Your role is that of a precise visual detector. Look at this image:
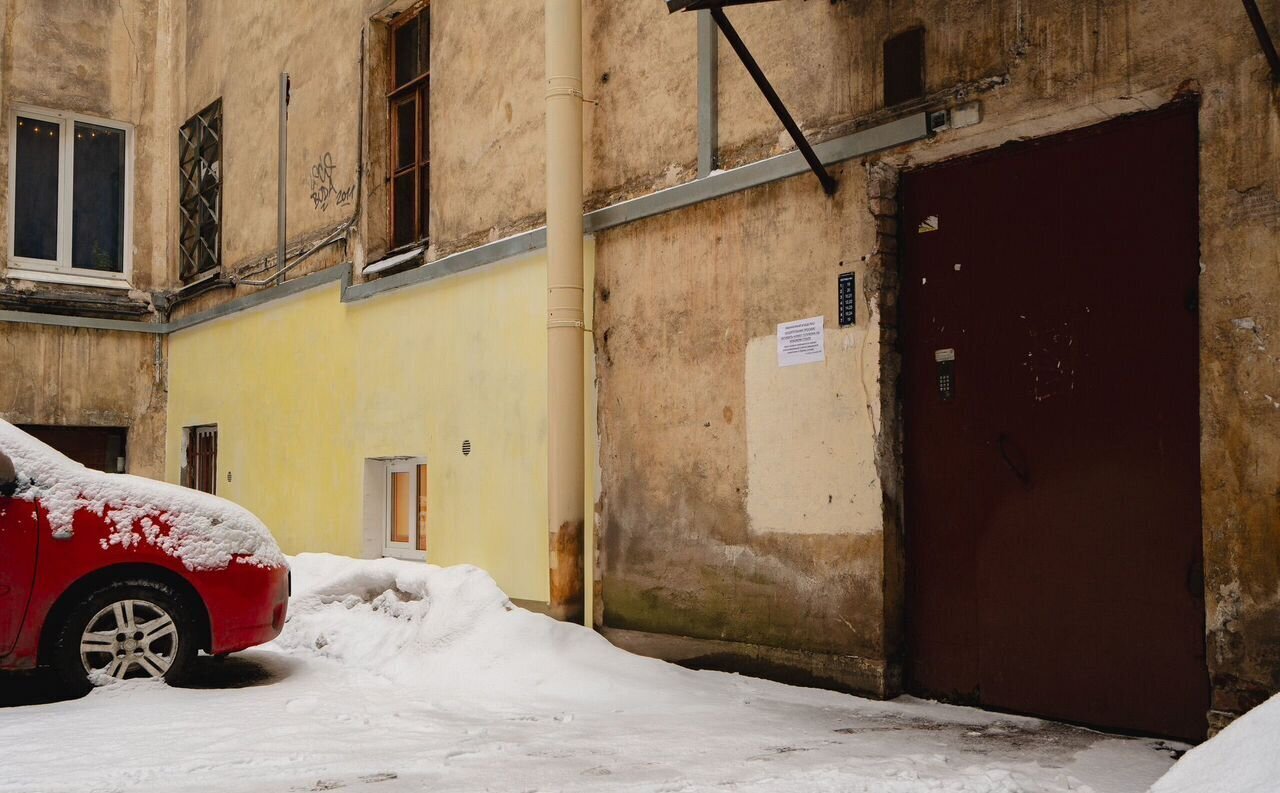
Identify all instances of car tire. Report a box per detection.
[51,578,200,695]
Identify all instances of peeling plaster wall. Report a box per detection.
[0,0,173,474]
[595,165,894,687]
[174,0,547,292]
[593,0,1280,725]
[0,323,166,479]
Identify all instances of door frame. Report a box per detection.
[880,100,1209,728]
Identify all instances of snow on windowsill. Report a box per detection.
[362,246,425,276]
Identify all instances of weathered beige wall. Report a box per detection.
[0,323,167,478]
[593,0,1280,724]
[0,0,173,477]
[595,163,893,688]
[175,0,548,287]
[0,0,174,292]
[178,0,368,280]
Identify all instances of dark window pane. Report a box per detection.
[394,98,416,171]
[884,27,926,106]
[392,172,416,248]
[13,116,60,261]
[72,122,126,272]
[394,16,420,87]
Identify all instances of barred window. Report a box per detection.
[178,100,223,280]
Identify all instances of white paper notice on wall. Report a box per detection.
[777,316,826,367]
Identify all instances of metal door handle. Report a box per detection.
[997,433,1030,486]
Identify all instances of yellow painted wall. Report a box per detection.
[166,244,596,604]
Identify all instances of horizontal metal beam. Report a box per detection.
[1,112,930,334]
[342,227,547,303]
[0,310,166,334]
[167,265,349,332]
[586,112,928,231]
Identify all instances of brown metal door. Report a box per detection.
[901,105,1208,741]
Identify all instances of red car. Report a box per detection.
[0,421,288,693]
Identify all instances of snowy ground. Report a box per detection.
[0,554,1194,793]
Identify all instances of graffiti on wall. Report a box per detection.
[309,152,356,211]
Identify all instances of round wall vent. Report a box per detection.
[462,440,472,456]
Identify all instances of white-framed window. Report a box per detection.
[6,105,134,289]
[380,457,429,561]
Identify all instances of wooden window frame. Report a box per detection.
[6,105,135,290]
[184,425,218,495]
[387,3,430,250]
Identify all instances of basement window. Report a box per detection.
[388,2,431,249]
[178,100,223,281]
[7,106,133,288]
[883,27,926,107]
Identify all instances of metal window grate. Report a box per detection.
[178,100,223,280]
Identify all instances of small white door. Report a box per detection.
[383,460,428,560]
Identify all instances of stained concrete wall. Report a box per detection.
[595,163,893,690]
[0,0,174,473]
[592,0,1280,726]
[174,0,548,290]
[0,322,166,479]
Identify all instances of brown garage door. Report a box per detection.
[900,104,1209,741]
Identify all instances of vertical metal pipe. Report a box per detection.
[545,0,585,623]
[277,72,290,284]
[697,9,718,178]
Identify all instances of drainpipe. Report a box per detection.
[545,0,585,623]
[277,72,290,285]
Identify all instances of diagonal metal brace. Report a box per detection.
[709,6,838,195]
[1241,0,1280,83]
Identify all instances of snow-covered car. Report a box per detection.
[0,420,288,693]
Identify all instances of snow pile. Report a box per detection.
[279,553,695,709]
[1150,694,1280,793]
[0,419,285,570]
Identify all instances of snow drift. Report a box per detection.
[1151,693,1280,793]
[0,419,284,570]
[279,553,696,710]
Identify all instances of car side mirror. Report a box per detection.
[0,451,17,497]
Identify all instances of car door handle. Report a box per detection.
[997,433,1031,486]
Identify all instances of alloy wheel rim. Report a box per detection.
[79,599,179,681]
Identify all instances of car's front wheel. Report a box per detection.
[51,579,199,695]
